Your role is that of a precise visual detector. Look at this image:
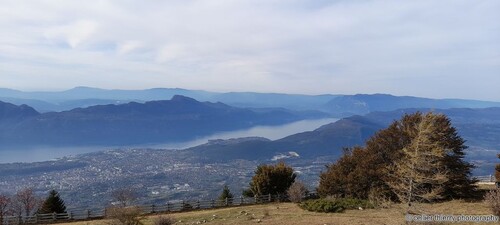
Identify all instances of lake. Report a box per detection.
[0,118,338,163]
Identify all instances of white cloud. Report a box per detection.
[117,41,143,55]
[156,44,188,63]
[0,0,499,100]
[44,20,99,48]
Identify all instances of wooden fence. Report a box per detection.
[1,194,282,225]
[475,175,496,183]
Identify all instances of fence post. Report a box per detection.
[491,174,494,182]
[34,214,38,224]
[86,210,90,219]
[240,196,244,205]
[196,200,200,209]
[52,212,57,221]
[211,199,215,208]
[166,202,170,212]
[254,195,258,204]
[68,211,73,220]
[269,194,272,203]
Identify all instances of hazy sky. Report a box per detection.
[1,0,499,100]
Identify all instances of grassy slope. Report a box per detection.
[59,200,493,225]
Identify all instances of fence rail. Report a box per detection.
[475,175,496,183]
[1,194,284,225]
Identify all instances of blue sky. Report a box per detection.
[0,0,499,101]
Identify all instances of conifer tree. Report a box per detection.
[38,190,66,214]
[386,113,449,208]
[218,185,234,205]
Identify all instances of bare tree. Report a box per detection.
[112,188,137,207]
[386,113,449,212]
[13,188,40,217]
[485,189,500,217]
[495,154,500,185]
[287,180,308,203]
[0,194,11,225]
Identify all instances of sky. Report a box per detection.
[0,0,499,101]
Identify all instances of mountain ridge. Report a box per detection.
[2,87,500,114]
[0,96,323,148]
[184,107,500,171]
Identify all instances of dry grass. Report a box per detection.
[57,200,494,225]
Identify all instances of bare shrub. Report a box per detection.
[112,188,137,207]
[287,181,308,203]
[368,188,394,209]
[485,189,500,216]
[0,194,11,225]
[12,187,41,218]
[106,206,144,225]
[153,216,175,225]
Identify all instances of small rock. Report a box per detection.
[358,207,363,210]
[256,219,262,223]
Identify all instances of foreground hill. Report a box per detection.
[186,115,382,161]
[0,96,324,147]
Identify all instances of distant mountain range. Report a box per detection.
[323,94,500,116]
[1,87,499,172]
[0,95,325,148]
[2,87,500,115]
